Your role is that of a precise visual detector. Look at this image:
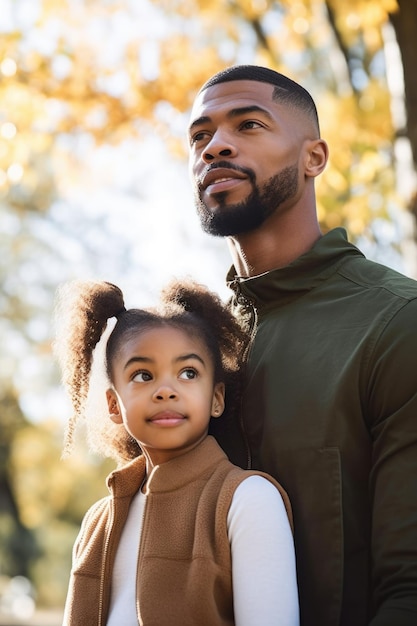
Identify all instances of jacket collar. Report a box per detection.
[106,436,228,498]
[226,228,364,313]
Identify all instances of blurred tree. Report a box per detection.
[1,0,415,229]
[0,389,40,579]
[389,0,417,220]
[8,420,114,606]
[389,0,417,168]
[1,0,414,255]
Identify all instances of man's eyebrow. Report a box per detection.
[188,115,211,133]
[227,105,273,120]
[188,105,273,133]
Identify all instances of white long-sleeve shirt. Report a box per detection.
[107,474,299,625]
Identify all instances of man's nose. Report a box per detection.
[202,131,237,163]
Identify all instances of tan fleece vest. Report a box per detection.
[63,436,292,625]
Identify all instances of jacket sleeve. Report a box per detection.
[367,299,417,625]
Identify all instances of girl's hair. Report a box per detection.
[54,278,250,464]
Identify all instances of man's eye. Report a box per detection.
[180,368,198,380]
[132,371,152,382]
[241,120,262,130]
[191,131,209,144]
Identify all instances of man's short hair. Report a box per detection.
[199,65,320,134]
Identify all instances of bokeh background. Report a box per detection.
[1,0,417,622]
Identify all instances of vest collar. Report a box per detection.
[106,436,227,497]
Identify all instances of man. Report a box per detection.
[188,65,417,626]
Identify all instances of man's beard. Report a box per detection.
[195,164,299,237]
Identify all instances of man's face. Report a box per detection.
[188,80,305,237]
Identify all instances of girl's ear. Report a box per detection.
[211,382,225,418]
[106,388,123,424]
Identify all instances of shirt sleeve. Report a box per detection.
[227,475,300,626]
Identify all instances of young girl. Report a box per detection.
[55,278,299,626]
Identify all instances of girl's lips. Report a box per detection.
[148,411,185,427]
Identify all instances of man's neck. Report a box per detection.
[227,217,322,277]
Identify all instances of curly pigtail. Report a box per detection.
[54,280,125,455]
[160,278,249,377]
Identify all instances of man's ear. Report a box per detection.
[106,388,123,424]
[305,138,328,178]
[211,382,225,418]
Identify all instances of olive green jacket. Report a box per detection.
[224,228,417,626]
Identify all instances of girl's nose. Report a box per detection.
[153,385,178,401]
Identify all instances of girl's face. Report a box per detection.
[106,325,225,467]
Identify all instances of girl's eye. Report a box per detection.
[132,371,152,383]
[179,368,198,380]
